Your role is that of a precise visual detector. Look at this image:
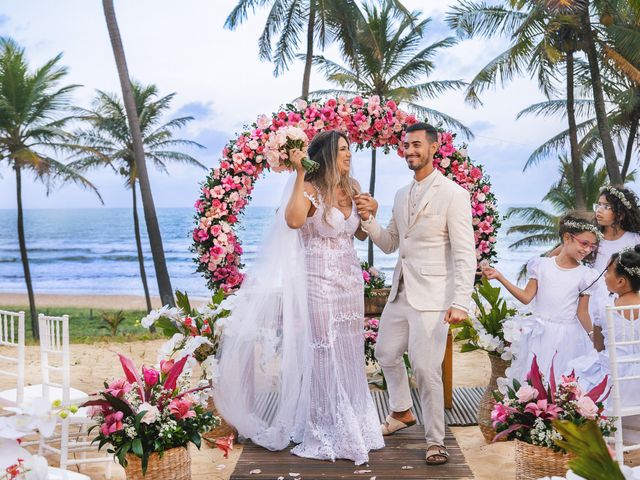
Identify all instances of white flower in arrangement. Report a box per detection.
[138,403,160,424]
[496,375,512,395]
[502,317,522,344]
[294,99,308,110]
[458,148,468,158]
[440,157,451,168]
[201,356,219,383]
[158,333,187,361]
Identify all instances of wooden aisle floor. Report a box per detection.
[230,425,473,480]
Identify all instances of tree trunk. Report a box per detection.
[301,1,316,99]
[15,165,38,339]
[368,148,377,266]
[622,112,639,181]
[566,51,586,211]
[132,182,152,313]
[102,0,174,307]
[581,7,622,184]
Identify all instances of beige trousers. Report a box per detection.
[375,282,449,447]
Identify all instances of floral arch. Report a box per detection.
[192,96,501,292]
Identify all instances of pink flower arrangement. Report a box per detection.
[364,316,380,364]
[82,354,219,474]
[192,96,500,293]
[361,261,386,297]
[491,355,615,451]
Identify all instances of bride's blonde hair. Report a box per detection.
[305,130,359,222]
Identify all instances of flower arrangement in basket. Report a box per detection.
[361,262,387,298]
[141,289,231,381]
[453,277,518,360]
[83,354,218,475]
[491,356,614,450]
[364,317,379,365]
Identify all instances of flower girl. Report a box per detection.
[569,245,640,442]
[482,213,600,382]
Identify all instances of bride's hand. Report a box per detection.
[289,149,307,174]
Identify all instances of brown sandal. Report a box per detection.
[425,444,449,465]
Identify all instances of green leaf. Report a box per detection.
[142,453,149,475]
[155,316,180,336]
[460,344,480,353]
[190,433,202,449]
[134,411,146,430]
[132,438,143,457]
[175,290,191,313]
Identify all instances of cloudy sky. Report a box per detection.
[0,0,627,209]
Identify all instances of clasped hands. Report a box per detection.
[354,192,378,221]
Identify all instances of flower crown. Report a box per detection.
[563,220,604,241]
[617,246,640,278]
[601,185,633,210]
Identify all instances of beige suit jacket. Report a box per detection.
[363,170,477,312]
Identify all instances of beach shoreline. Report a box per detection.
[0,292,210,310]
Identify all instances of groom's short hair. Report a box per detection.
[405,122,438,144]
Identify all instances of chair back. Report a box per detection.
[0,309,25,406]
[38,314,70,405]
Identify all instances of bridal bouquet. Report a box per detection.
[263,125,318,173]
[141,290,231,381]
[83,354,218,474]
[453,277,518,359]
[491,356,614,452]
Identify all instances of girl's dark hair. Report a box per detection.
[599,186,640,234]
[610,244,640,291]
[558,212,600,265]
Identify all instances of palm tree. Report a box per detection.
[0,38,101,339]
[518,67,640,182]
[311,0,471,264]
[72,83,206,313]
[223,0,411,99]
[447,1,593,209]
[102,0,175,308]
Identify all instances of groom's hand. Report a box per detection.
[444,307,468,325]
[355,193,378,220]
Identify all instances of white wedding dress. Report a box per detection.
[213,180,383,465]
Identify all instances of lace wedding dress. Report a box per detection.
[213,181,383,465]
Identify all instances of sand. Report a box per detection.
[0,293,516,479]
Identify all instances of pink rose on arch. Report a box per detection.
[351,96,364,108]
[470,167,483,180]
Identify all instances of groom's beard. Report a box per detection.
[406,155,431,171]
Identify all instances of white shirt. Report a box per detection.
[408,170,438,223]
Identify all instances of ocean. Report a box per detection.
[0,206,548,298]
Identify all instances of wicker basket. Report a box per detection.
[202,395,237,440]
[477,353,510,442]
[515,440,574,480]
[364,288,391,316]
[125,446,190,480]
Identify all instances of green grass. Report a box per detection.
[0,305,164,344]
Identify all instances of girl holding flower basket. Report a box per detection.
[482,213,600,383]
[214,130,383,465]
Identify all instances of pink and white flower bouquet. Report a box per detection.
[364,317,380,365]
[263,125,318,173]
[491,355,615,452]
[82,354,218,474]
[361,261,386,297]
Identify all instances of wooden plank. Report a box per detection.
[231,426,473,480]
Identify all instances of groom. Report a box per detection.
[356,122,476,465]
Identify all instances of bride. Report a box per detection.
[213,130,384,464]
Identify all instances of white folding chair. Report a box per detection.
[37,314,113,478]
[606,304,640,464]
[0,309,25,409]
